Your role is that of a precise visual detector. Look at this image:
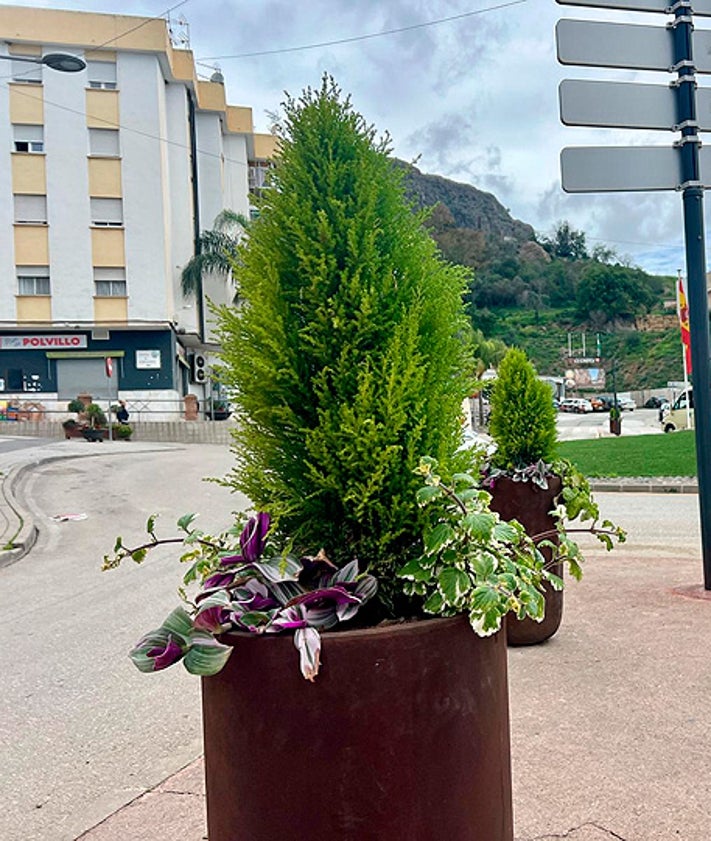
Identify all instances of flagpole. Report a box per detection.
[678,271,692,430]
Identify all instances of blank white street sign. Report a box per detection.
[557,0,711,15]
[556,20,674,71]
[557,19,711,74]
[560,146,684,192]
[561,146,711,191]
[560,80,711,131]
[560,80,676,129]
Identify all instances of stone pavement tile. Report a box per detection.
[76,760,206,841]
[515,825,625,840]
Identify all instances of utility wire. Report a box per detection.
[197,0,527,61]
[1,80,255,172]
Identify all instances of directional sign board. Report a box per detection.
[556,20,673,71]
[557,19,711,74]
[560,80,711,131]
[561,146,711,192]
[557,0,711,15]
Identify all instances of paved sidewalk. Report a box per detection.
[3,437,710,840]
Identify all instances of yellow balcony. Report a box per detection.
[16,296,51,322]
[88,157,122,197]
[11,153,46,194]
[86,89,119,129]
[9,83,44,124]
[91,227,125,266]
[94,296,128,324]
[14,225,49,264]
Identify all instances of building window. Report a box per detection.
[17,266,50,296]
[87,60,117,90]
[14,194,47,225]
[13,124,44,153]
[94,267,126,297]
[248,161,272,195]
[11,57,42,84]
[90,197,123,227]
[88,127,120,157]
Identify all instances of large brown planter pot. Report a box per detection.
[202,615,513,841]
[489,476,563,646]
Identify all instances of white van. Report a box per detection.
[661,389,693,432]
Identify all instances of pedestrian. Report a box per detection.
[116,400,129,423]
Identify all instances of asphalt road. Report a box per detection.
[0,445,246,841]
[556,406,662,439]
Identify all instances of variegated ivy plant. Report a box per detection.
[103,512,377,681]
[398,457,625,636]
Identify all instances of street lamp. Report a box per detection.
[0,52,86,73]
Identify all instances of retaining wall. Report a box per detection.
[0,420,236,445]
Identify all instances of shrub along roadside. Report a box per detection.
[557,431,697,478]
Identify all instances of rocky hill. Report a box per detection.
[397,160,535,243]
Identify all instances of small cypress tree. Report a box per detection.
[215,77,473,603]
[488,348,558,470]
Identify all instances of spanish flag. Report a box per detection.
[678,276,692,374]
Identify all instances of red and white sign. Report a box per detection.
[0,334,87,350]
[105,357,113,377]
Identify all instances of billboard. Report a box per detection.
[565,357,605,391]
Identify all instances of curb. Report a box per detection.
[589,479,698,494]
[0,462,38,568]
[0,443,186,569]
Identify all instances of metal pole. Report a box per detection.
[674,4,711,588]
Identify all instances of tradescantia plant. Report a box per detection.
[103,512,377,681]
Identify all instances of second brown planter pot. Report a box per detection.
[489,475,563,646]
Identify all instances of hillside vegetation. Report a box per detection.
[400,162,683,390]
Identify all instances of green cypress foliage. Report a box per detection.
[488,348,558,470]
[214,77,473,590]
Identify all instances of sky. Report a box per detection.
[6,0,708,277]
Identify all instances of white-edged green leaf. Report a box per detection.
[398,557,433,582]
[464,512,495,541]
[438,567,470,604]
[416,485,442,504]
[425,522,454,552]
[492,521,519,543]
[423,590,445,614]
[470,585,500,612]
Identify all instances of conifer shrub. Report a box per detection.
[488,347,558,470]
[214,77,473,607]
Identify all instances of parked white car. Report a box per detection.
[617,396,636,411]
[559,398,594,414]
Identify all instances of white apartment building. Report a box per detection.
[0,5,276,420]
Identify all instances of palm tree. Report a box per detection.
[180,209,248,299]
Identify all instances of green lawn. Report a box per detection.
[557,430,697,478]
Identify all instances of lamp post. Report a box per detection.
[0,52,86,72]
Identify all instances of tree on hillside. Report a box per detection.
[542,221,588,261]
[214,76,474,582]
[180,209,248,299]
[575,262,656,325]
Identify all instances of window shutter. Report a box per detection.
[89,128,120,157]
[14,195,47,224]
[90,198,123,225]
